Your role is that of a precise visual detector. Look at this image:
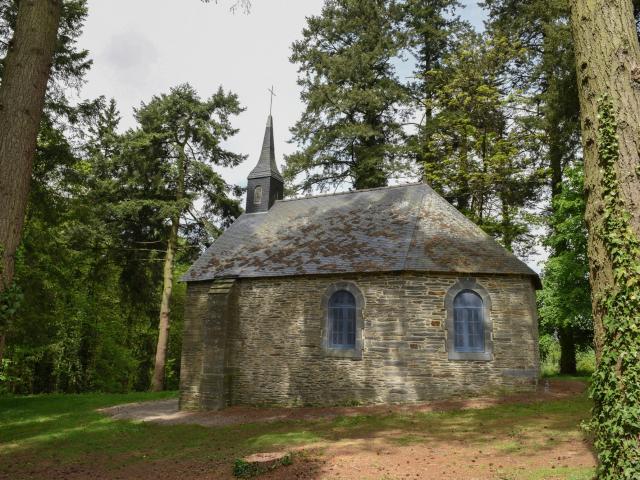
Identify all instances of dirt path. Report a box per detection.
[100,379,585,427]
[268,438,595,480]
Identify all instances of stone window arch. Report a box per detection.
[321,282,364,359]
[445,278,493,361]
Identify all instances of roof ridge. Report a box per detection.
[402,187,430,271]
[276,182,425,204]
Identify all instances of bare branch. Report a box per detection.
[202,0,252,14]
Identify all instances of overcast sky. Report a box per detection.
[78,0,486,189]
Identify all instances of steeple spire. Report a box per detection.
[248,115,283,182]
[245,115,284,213]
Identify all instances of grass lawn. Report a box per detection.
[0,380,596,480]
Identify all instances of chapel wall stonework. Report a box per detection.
[180,272,539,410]
[179,281,209,410]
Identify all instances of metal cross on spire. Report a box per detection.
[268,86,276,115]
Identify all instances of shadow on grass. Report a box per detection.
[0,387,595,480]
[0,392,177,453]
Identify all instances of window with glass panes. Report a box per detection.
[453,290,485,352]
[328,290,356,348]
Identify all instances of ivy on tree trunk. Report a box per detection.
[569,0,640,476]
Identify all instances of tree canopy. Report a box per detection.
[285,0,411,192]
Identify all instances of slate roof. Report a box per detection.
[247,115,283,182]
[183,183,540,287]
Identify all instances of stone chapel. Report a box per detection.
[179,115,541,410]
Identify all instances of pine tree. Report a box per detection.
[399,0,468,172]
[418,30,544,254]
[0,0,90,366]
[483,0,586,372]
[0,0,61,341]
[285,0,410,192]
[129,84,244,391]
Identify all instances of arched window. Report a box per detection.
[445,279,492,361]
[322,282,364,359]
[453,290,485,353]
[328,290,356,348]
[253,185,263,205]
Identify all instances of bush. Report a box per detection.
[539,333,595,378]
[539,334,561,377]
[576,349,595,376]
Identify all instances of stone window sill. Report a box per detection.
[448,350,492,361]
[323,347,363,360]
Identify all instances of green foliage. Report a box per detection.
[0,278,22,331]
[1,84,244,394]
[2,109,158,393]
[539,334,561,377]
[539,166,590,329]
[539,335,595,378]
[485,0,587,372]
[538,165,592,373]
[483,0,582,252]
[483,0,580,155]
[400,0,463,89]
[587,98,640,478]
[233,458,258,478]
[418,29,546,254]
[131,83,245,239]
[285,0,411,192]
[576,350,595,377]
[401,0,466,172]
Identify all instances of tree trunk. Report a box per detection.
[0,0,61,366]
[150,147,187,391]
[548,137,580,375]
[0,334,5,370]
[150,217,178,392]
[499,191,514,252]
[558,326,577,375]
[570,0,640,357]
[548,98,580,372]
[570,0,640,475]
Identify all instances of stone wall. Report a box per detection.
[179,281,208,409]
[180,272,539,409]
